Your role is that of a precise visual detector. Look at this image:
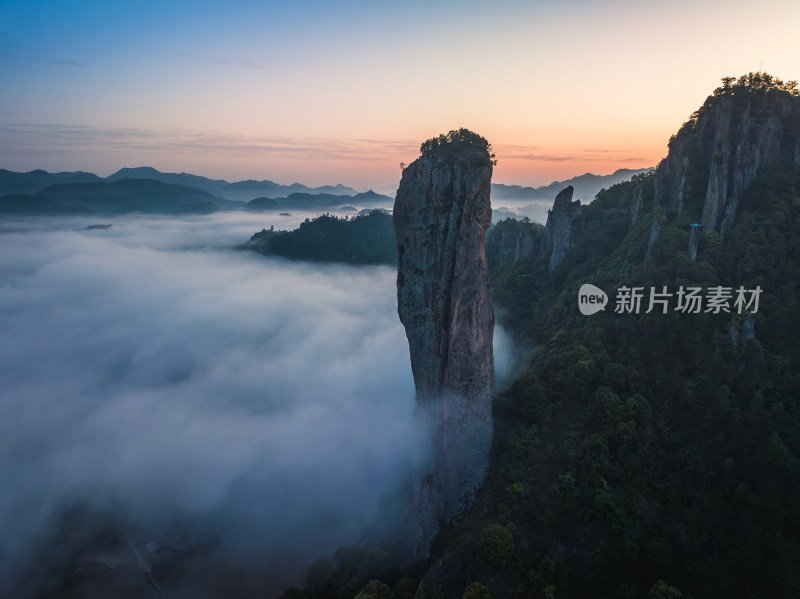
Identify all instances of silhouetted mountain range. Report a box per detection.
[0,166,651,216]
[0,169,103,196]
[103,166,358,199]
[105,167,229,193]
[0,193,92,215]
[223,179,356,201]
[0,167,390,215]
[36,179,223,214]
[491,167,653,203]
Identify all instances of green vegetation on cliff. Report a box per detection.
[450,167,800,599]
[280,76,800,599]
[418,128,497,167]
[410,77,800,599]
[674,72,800,141]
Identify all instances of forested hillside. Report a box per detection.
[243,210,395,266]
[413,73,800,599]
[281,74,800,599]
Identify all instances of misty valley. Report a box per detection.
[0,212,432,597]
[2,74,800,599]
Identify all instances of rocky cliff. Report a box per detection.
[650,73,800,245]
[688,225,698,261]
[540,185,583,271]
[486,219,539,268]
[394,131,495,557]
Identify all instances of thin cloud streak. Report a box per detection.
[0,123,419,163]
[0,124,645,173]
[497,143,647,163]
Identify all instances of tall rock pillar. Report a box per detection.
[540,185,582,272]
[394,133,495,557]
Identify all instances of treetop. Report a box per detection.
[419,128,497,166]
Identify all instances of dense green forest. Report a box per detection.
[439,173,800,599]
[243,210,395,266]
[281,76,800,599]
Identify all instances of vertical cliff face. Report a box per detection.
[651,76,799,245]
[540,186,583,271]
[394,138,494,557]
[484,218,543,273]
[699,95,784,235]
[494,224,537,265]
[513,227,536,262]
[688,226,698,261]
[653,146,691,217]
[630,185,645,222]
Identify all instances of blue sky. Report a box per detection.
[2,0,799,188]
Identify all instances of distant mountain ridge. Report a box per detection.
[0,169,103,196]
[0,193,92,215]
[35,179,224,214]
[105,166,358,199]
[106,167,229,193]
[0,166,653,216]
[492,167,654,203]
[222,179,356,201]
[0,166,359,201]
[0,167,391,215]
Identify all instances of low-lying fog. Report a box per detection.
[0,211,513,598]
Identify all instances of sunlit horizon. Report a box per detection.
[2,0,799,190]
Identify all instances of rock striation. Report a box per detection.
[650,75,800,248]
[488,220,538,267]
[394,135,494,557]
[630,184,645,223]
[697,95,784,236]
[512,226,536,263]
[729,313,756,347]
[688,226,698,261]
[540,185,583,271]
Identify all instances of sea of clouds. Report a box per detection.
[0,212,512,598]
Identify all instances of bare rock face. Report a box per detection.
[688,226,698,261]
[513,227,536,262]
[652,86,798,238]
[700,96,783,236]
[491,223,537,266]
[394,146,494,557]
[630,185,644,223]
[540,186,583,272]
[729,313,756,347]
[653,149,691,217]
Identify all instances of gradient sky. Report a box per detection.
[1,0,799,190]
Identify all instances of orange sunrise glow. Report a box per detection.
[1,0,799,190]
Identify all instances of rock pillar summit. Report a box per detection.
[393,129,495,556]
